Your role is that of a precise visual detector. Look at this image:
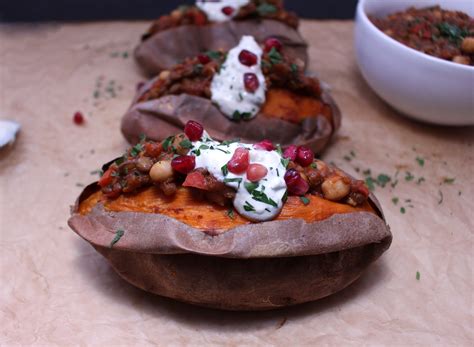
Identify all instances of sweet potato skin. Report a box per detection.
[68,183,392,310]
[135,19,308,76]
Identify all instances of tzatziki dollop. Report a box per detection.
[196,0,250,22]
[210,36,267,120]
[190,133,287,222]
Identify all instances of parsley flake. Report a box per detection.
[110,229,125,248]
[221,164,229,176]
[179,139,193,149]
[300,196,310,205]
[243,201,256,212]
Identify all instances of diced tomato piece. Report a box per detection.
[183,171,208,190]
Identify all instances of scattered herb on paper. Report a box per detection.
[300,196,310,205]
[110,229,125,248]
[416,271,421,281]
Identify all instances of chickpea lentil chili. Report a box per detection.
[98,120,369,219]
[370,6,474,66]
[142,0,298,40]
[137,37,322,122]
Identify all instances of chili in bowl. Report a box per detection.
[355,0,474,126]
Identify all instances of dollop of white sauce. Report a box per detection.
[196,0,250,22]
[0,120,21,148]
[190,133,287,222]
[210,36,267,120]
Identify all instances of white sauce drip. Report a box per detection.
[0,120,21,148]
[196,0,250,22]
[210,36,266,120]
[191,132,287,222]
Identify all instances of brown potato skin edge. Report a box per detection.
[135,19,308,76]
[68,183,392,310]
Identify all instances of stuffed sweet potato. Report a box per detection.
[124,36,340,154]
[69,121,392,311]
[136,0,308,75]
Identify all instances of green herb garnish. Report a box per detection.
[416,157,425,167]
[224,177,243,185]
[244,182,259,194]
[268,47,283,65]
[417,177,425,185]
[437,22,469,44]
[416,271,421,281]
[221,164,229,176]
[222,138,240,146]
[110,229,125,248]
[443,177,456,184]
[365,177,376,191]
[130,143,143,157]
[377,174,391,188]
[216,148,231,154]
[179,139,193,149]
[232,110,252,120]
[281,158,290,168]
[400,207,406,214]
[162,136,175,151]
[251,190,278,207]
[257,3,277,16]
[206,50,222,60]
[300,196,310,205]
[405,172,415,182]
[282,190,288,203]
[244,201,256,212]
[290,63,298,73]
[392,197,399,205]
[227,209,235,220]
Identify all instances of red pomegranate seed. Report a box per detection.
[247,164,268,182]
[171,155,196,174]
[197,54,210,64]
[254,139,275,151]
[296,146,314,167]
[222,6,234,16]
[264,37,283,52]
[73,111,84,125]
[238,50,258,67]
[227,147,250,174]
[184,120,204,141]
[243,73,259,93]
[283,145,298,161]
[284,169,309,196]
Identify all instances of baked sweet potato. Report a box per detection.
[124,41,340,154]
[69,122,391,311]
[135,2,308,75]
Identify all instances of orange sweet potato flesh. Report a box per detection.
[79,186,375,232]
[261,88,333,123]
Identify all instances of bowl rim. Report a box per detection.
[357,0,474,72]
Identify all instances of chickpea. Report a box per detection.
[159,70,170,81]
[321,176,351,201]
[461,37,474,54]
[452,55,470,65]
[150,160,173,183]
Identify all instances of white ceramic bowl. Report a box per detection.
[355,0,474,125]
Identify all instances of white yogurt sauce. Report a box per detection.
[210,36,267,120]
[190,133,287,222]
[196,0,250,22]
[0,120,21,148]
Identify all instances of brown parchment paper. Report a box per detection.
[1,21,473,345]
[135,19,308,76]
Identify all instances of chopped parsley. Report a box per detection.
[281,158,290,168]
[437,22,469,44]
[162,136,175,152]
[130,143,143,157]
[199,144,210,150]
[110,229,125,248]
[377,174,391,188]
[216,148,231,154]
[251,189,278,207]
[400,207,406,214]
[416,271,421,281]
[226,209,235,220]
[179,139,193,149]
[224,177,242,188]
[221,138,240,146]
[282,190,288,203]
[244,182,259,194]
[268,47,283,65]
[392,197,399,205]
[205,50,222,60]
[221,164,229,176]
[416,157,425,167]
[365,177,376,191]
[243,201,256,212]
[232,110,252,120]
[290,63,298,73]
[257,3,277,16]
[405,172,415,182]
[443,177,456,185]
[300,196,310,205]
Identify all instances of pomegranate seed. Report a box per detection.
[264,37,283,52]
[197,54,210,64]
[222,6,234,16]
[247,164,268,182]
[184,120,204,141]
[73,112,84,125]
[171,155,196,174]
[227,147,250,174]
[296,146,314,167]
[243,73,259,93]
[283,145,298,161]
[238,50,258,67]
[254,139,275,151]
[284,169,309,196]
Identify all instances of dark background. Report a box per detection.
[0,0,358,22]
